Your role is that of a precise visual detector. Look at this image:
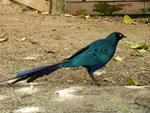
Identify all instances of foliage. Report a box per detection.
[81,15,90,19]
[61,69,67,72]
[122,15,134,23]
[93,2,124,15]
[30,84,34,90]
[0,37,8,42]
[141,7,150,14]
[125,41,149,56]
[63,14,75,18]
[126,78,140,86]
[118,107,131,112]
[112,56,122,61]
[54,36,66,40]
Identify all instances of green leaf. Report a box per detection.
[125,41,148,50]
[133,49,148,56]
[137,49,147,53]
[125,41,149,55]
[131,41,140,48]
[133,50,141,56]
[81,15,90,19]
[30,84,34,90]
[61,69,67,72]
[0,37,9,42]
[20,37,26,41]
[123,15,134,23]
[54,36,66,40]
[12,65,19,68]
[124,41,133,45]
[124,41,140,48]
[136,43,148,50]
[112,56,122,61]
[126,78,140,86]
[41,12,49,15]
[33,10,39,14]
[63,14,74,18]
[118,107,131,112]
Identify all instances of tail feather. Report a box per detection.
[11,75,33,84]
[0,63,61,84]
[16,65,52,77]
[27,74,42,83]
[0,76,20,83]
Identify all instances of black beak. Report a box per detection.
[123,35,127,38]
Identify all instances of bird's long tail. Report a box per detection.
[0,63,61,84]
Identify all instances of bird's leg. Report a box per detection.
[89,72,100,86]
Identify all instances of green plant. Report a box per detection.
[93,2,124,15]
[118,107,131,112]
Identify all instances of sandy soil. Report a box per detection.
[0,1,150,113]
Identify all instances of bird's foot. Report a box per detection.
[91,81,100,86]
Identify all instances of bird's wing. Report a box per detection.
[88,39,116,63]
[63,39,105,62]
[61,39,116,67]
[92,46,115,63]
[63,45,90,61]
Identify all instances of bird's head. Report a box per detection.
[105,32,127,45]
[113,32,127,41]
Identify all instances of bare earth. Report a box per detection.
[0,2,150,113]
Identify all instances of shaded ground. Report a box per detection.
[0,1,150,113]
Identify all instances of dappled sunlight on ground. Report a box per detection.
[15,107,39,113]
[15,87,38,94]
[54,86,83,101]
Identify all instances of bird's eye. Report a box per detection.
[119,34,122,37]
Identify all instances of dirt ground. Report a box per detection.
[0,1,150,113]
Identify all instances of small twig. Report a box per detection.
[26,37,39,44]
[45,50,57,54]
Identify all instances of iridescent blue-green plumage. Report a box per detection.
[0,32,127,85]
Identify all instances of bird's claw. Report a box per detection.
[91,81,100,86]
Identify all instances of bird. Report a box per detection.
[0,32,127,86]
